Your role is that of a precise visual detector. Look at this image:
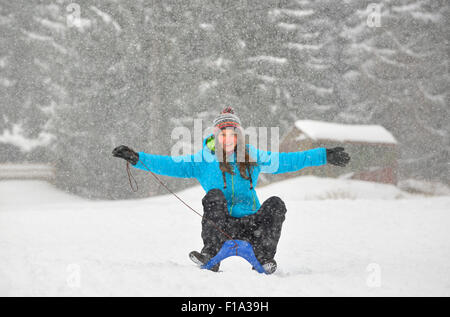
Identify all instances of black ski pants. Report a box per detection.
[200,188,287,264]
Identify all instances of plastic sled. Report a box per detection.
[201,240,266,274]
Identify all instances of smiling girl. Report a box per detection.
[112,107,350,274]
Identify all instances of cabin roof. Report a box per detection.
[294,120,397,144]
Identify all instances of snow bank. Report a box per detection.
[0,178,449,296]
[0,180,84,207]
[259,176,408,200]
[398,179,450,196]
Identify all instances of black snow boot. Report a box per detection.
[189,251,220,272]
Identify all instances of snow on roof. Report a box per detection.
[271,8,314,18]
[0,163,55,179]
[248,55,288,64]
[294,120,397,144]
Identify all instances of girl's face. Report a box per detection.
[218,129,237,154]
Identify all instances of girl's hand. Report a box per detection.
[326,147,350,167]
[112,145,139,165]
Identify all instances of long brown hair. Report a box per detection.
[214,125,257,181]
[218,145,257,180]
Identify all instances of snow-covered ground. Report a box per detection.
[1,177,449,296]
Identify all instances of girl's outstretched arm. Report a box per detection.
[133,151,202,178]
[113,145,202,179]
[247,144,327,174]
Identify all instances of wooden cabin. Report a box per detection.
[275,120,398,185]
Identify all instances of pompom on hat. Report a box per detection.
[213,106,242,131]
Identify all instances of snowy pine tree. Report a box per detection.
[339,0,449,182]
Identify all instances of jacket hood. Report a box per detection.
[202,133,215,153]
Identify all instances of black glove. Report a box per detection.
[326,147,350,167]
[112,145,139,165]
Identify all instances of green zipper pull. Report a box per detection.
[230,173,234,216]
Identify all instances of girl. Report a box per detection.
[112,107,350,274]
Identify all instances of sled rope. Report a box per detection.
[126,159,239,251]
[126,162,139,192]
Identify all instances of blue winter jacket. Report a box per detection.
[133,134,327,218]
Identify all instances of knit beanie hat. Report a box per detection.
[213,106,241,131]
